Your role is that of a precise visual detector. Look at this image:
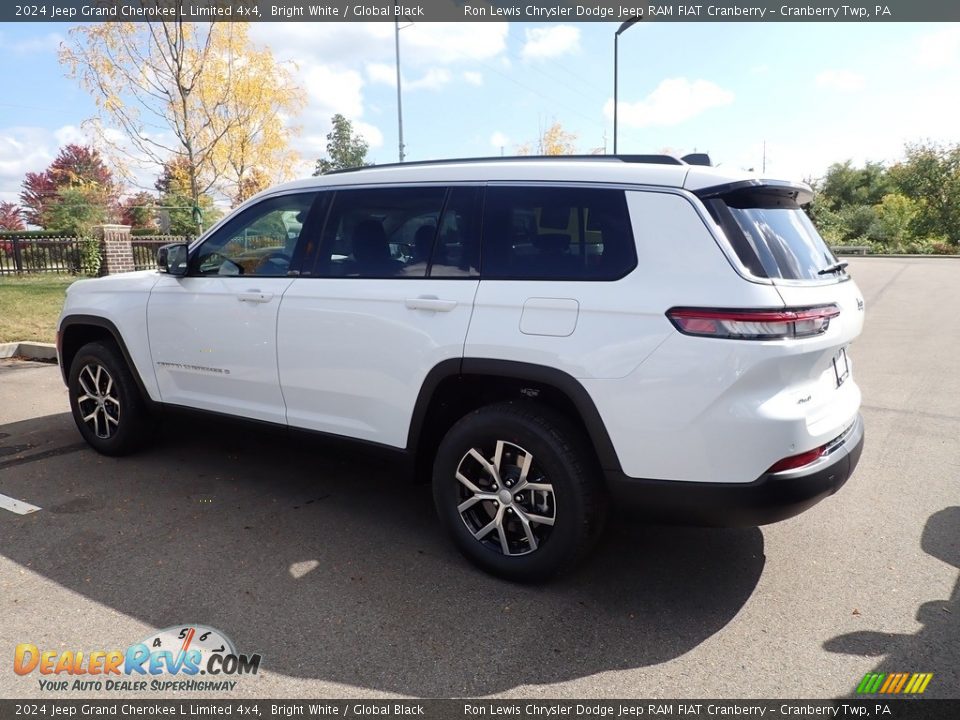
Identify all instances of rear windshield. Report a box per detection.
[706,192,841,281]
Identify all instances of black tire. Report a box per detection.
[68,341,152,456]
[432,401,606,582]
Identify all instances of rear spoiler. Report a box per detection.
[694,179,814,206]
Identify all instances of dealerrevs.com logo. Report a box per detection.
[14,625,261,693]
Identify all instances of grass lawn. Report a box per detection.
[0,274,81,344]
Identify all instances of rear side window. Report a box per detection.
[481,186,636,280]
[706,191,840,281]
[313,186,447,278]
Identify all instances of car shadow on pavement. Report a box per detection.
[1,412,766,696]
[822,506,960,698]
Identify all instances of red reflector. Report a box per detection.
[766,446,826,473]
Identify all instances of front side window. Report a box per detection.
[190,193,317,277]
[481,186,636,280]
[313,187,448,278]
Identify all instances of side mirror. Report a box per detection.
[157,243,188,276]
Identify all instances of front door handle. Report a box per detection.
[237,291,273,304]
[405,296,457,312]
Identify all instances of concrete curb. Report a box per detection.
[0,341,57,362]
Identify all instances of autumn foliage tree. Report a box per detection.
[120,191,159,230]
[0,202,27,230]
[517,121,578,156]
[60,21,302,229]
[0,202,25,231]
[19,144,117,229]
[155,159,220,236]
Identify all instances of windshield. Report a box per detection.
[706,191,842,281]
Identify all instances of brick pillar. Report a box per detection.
[95,224,134,276]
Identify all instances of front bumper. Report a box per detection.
[604,413,865,527]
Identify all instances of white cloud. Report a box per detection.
[406,68,452,91]
[521,26,581,61]
[401,23,509,65]
[353,121,384,149]
[302,65,365,119]
[490,132,510,149]
[604,78,734,129]
[815,69,865,92]
[366,64,452,91]
[247,23,508,172]
[463,71,483,86]
[0,125,100,203]
[366,62,396,87]
[914,26,960,69]
[53,125,87,146]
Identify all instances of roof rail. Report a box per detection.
[323,154,687,175]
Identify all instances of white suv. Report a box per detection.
[57,156,865,580]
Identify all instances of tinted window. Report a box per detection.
[191,193,317,277]
[430,186,481,278]
[707,192,841,281]
[482,186,636,280]
[314,187,447,278]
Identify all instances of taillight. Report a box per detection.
[666,305,840,340]
[766,445,826,473]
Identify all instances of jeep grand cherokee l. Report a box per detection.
[57,156,865,580]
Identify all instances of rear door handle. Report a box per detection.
[237,291,273,304]
[405,295,457,312]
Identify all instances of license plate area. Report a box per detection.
[833,347,850,387]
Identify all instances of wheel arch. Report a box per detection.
[407,358,622,477]
[59,315,153,405]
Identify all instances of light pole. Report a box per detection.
[613,16,642,155]
[394,19,410,163]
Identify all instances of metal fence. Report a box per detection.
[0,235,188,275]
[132,236,187,271]
[0,236,87,276]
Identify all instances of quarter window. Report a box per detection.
[481,186,636,280]
[190,193,317,277]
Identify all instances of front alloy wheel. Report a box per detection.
[455,440,557,557]
[68,340,151,456]
[75,363,120,440]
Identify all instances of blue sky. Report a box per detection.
[1,21,959,204]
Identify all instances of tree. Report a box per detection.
[313,114,372,175]
[154,159,220,236]
[0,202,25,231]
[60,22,302,231]
[19,144,117,228]
[888,141,960,245]
[814,160,892,213]
[516,121,578,156]
[120,192,159,230]
[46,186,108,237]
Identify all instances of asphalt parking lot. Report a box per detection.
[1,257,957,700]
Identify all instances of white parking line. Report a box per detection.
[0,493,41,515]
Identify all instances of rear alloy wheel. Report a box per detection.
[68,341,151,456]
[454,440,557,557]
[433,402,605,581]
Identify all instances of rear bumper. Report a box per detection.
[604,413,864,527]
